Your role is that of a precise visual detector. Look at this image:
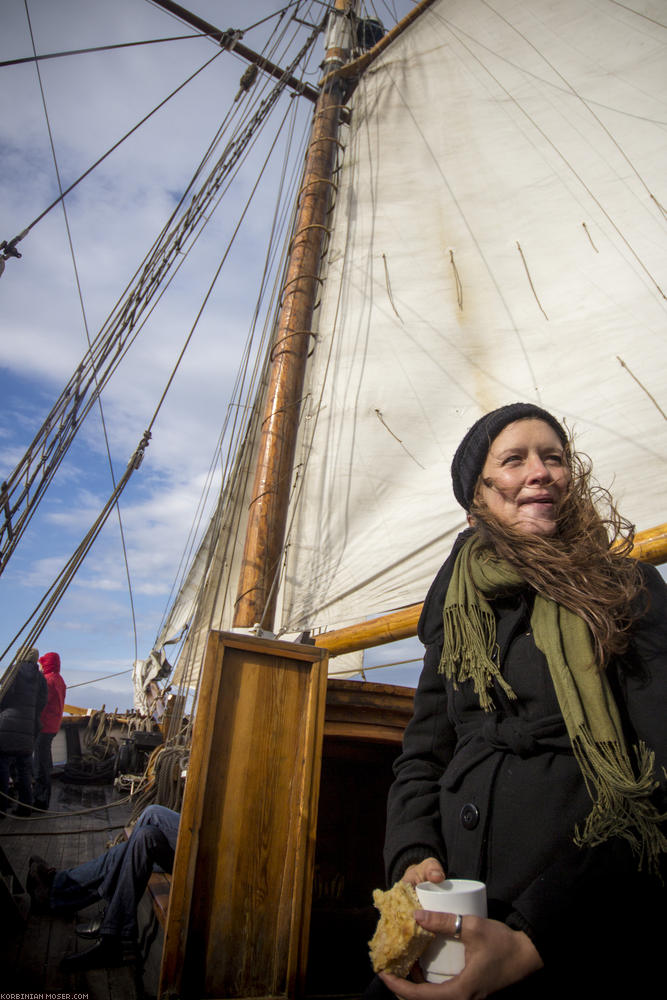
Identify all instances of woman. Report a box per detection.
[379,403,666,998]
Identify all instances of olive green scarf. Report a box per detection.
[439,534,666,874]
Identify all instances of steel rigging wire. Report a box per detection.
[21,0,141,664]
[0,10,326,692]
[157,96,315,731]
[0,11,326,580]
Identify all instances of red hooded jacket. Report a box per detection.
[38,652,66,734]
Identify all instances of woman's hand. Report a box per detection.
[379,910,544,999]
[400,857,446,887]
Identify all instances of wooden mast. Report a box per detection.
[159,9,356,998]
[233,0,353,631]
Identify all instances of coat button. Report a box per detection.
[460,803,480,830]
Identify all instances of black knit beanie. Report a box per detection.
[451,402,568,511]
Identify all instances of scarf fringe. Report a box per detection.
[438,535,665,878]
[573,734,667,877]
[439,604,516,711]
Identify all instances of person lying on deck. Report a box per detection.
[27,803,179,971]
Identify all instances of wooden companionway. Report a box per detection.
[159,632,329,999]
[158,630,415,1000]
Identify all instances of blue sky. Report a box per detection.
[0,0,421,711]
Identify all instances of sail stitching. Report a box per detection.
[465,0,666,209]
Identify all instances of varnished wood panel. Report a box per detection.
[324,680,414,742]
[161,631,328,1000]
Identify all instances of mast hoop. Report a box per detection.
[270,330,317,363]
[260,392,310,428]
[288,223,332,257]
[313,103,351,127]
[307,136,345,153]
[313,104,349,120]
[247,486,279,510]
[296,176,339,210]
[278,272,324,310]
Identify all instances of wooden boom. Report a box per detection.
[315,521,667,658]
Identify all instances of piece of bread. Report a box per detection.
[368,880,435,977]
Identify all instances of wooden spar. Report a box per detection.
[314,521,667,658]
[314,603,423,658]
[147,0,319,102]
[623,520,667,565]
[233,1,352,630]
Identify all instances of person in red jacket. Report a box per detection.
[33,652,66,811]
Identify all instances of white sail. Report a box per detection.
[164,0,667,685]
[158,379,267,685]
[276,0,667,633]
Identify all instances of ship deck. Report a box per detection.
[0,775,142,999]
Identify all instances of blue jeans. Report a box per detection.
[50,804,180,940]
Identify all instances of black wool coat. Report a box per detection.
[0,660,48,755]
[383,532,666,996]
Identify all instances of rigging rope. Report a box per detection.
[0,45,227,271]
[0,15,326,701]
[21,0,140,663]
[0,35,205,69]
[0,17,325,581]
[68,668,134,689]
[243,1,316,33]
[0,430,152,675]
[152,102,313,725]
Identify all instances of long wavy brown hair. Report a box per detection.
[468,437,646,668]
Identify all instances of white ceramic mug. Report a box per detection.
[416,879,487,982]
